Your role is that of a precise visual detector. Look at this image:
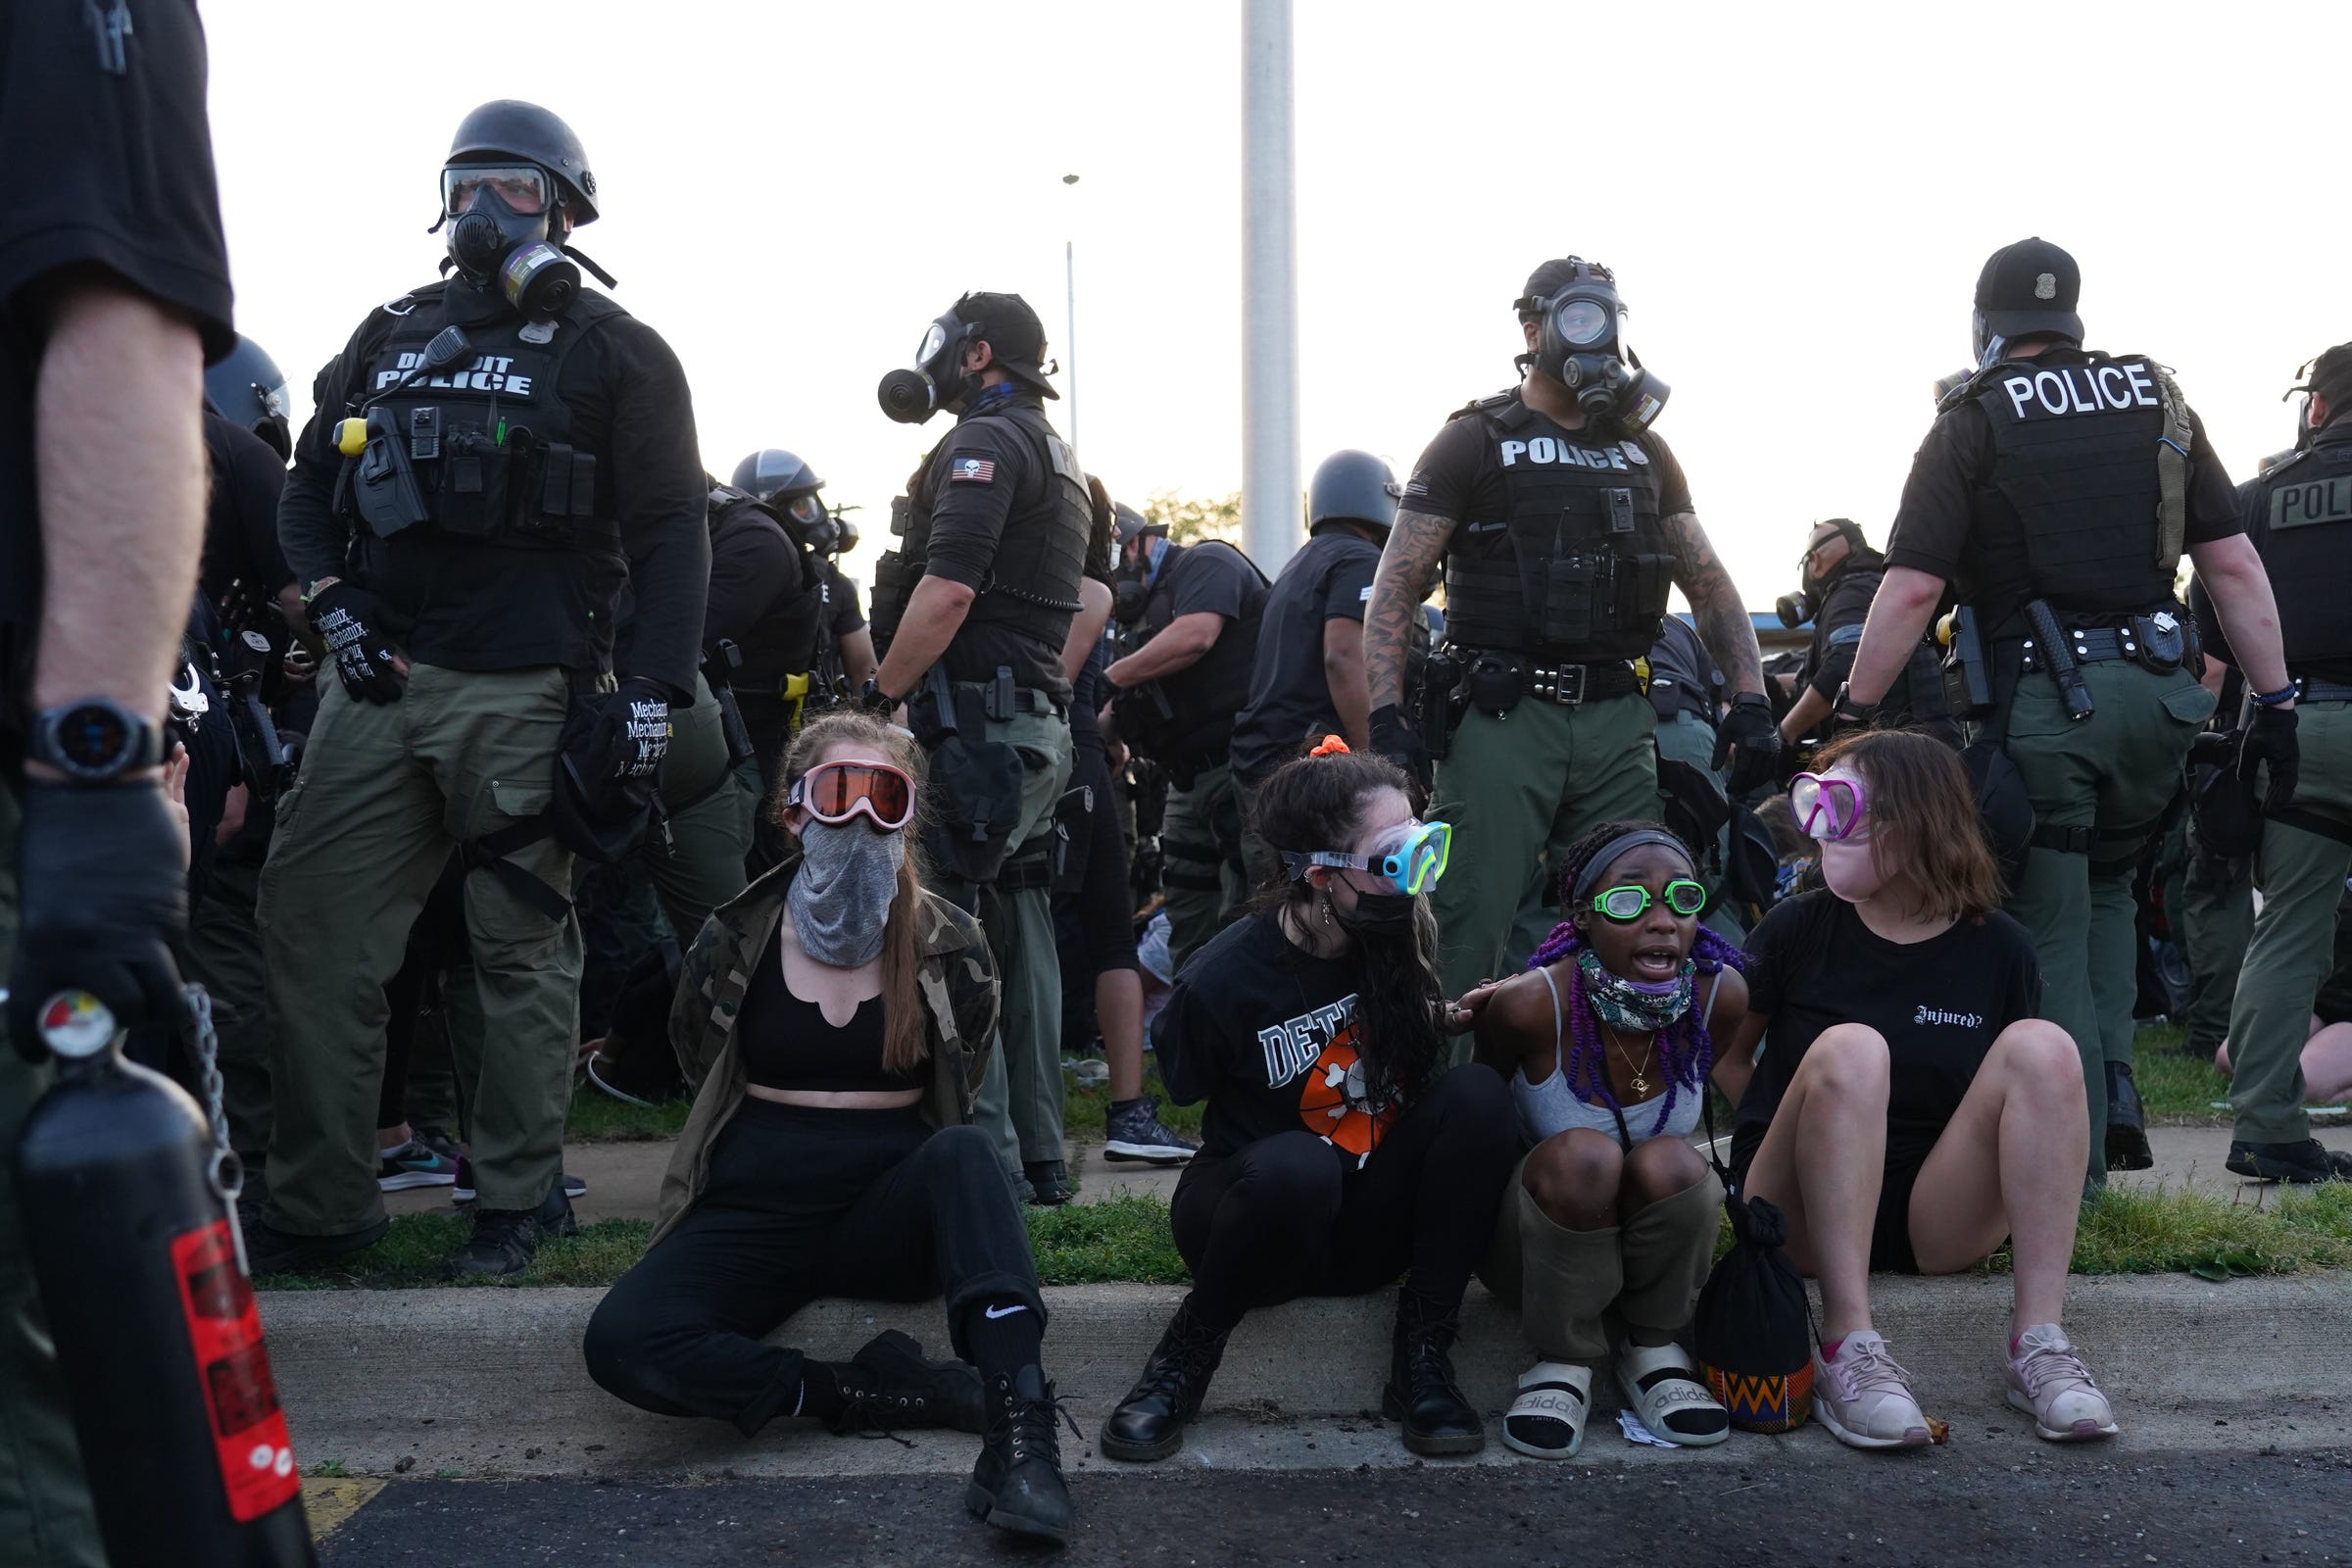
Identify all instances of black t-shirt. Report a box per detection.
[1230,529,1382,783]
[1154,909,1397,1167]
[825,560,867,637]
[1,0,235,698]
[1401,403,1695,526]
[1731,889,2041,1172]
[1884,348,2239,623]
[278,284,710,697]
[918,397,1075,700]
[1801,562,1883,704]
[200,413,291,607]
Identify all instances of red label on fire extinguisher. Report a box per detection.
[169,1220,301,1522]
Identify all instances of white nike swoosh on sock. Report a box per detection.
[984,1303,1029,1320]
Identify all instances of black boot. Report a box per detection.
[2105,1061,2154,1172]
[448,1181,576,1279]
[1381,1288,1484,1456]
[965,1365,1077,1543]
[826,1330,987,1436]
[1101,1298,1230,1461]
[1023,1159,1076,1206]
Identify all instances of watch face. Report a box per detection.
[57,703,133,769]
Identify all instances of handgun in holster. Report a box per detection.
[702,639,758,768]
[2025,598,2095,721]
[1418,650,1465,762]
[351,406,430,538]
[1939,605,1995,720]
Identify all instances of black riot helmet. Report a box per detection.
[447,99,599,222]
[732,449,823,502]
[203,334,292,461]
[441,101,608,319]
[1515,257,1669,434]
[877,291,1058,424]
[1971,236,2082,368]
[1306,449,1401,539]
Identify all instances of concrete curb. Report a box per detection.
[265,1272,2352,1477]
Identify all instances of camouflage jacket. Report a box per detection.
[651,849,999,1247]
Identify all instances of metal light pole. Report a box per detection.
[1061,173,1080,450]
[1242,0,1300,572]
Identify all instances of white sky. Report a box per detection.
[205,0,2350,606]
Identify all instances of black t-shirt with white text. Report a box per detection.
[1229,529,1383,784]
[1731,890,2041,1173]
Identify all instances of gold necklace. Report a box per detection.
[1599,1021,1657,1098]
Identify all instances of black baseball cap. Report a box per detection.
[956,291,1058,399]
[2302,342,2352,412]
[1975,237,2083,344]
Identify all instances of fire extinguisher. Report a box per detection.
[14,988,316,1567]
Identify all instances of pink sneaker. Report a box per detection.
[1811,1330,1931,1450]
[2004,1325,2118,1442]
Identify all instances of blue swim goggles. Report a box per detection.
[1281,819,1452,896]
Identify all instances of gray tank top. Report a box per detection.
[1509,965,1714,1147]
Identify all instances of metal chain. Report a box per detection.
[183,982,244,1203]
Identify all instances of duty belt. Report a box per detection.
[1529,660,1641,707]
[947,679,1064,719]
[2296,679,2352,704]
[2018,625,2140,672]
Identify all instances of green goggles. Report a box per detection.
[1590,879,1708,922]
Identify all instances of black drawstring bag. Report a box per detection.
[1691,1102,1815,1432]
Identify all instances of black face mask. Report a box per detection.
[1519,261,1670,434]
[447,186,578,321]
[1334,890,1419,938]
[878,310,978,424]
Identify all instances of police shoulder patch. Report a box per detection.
[948,454,997,485]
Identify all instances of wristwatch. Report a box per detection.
[858,677,899,716]
[31,697,167,783]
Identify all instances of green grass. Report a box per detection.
[2066,1182,2352,1278]
[564,1092,690,1143]
[2131,1023,2234,1123]
[1061,1063,1203,1140]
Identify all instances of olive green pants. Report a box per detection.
[2170,816,2255,1053]
[1160,760,1250,973]
[180,851,277,1167]
[1431,694,1659,1015]
[945,710,1073,1172]
[1995,662,2213,1183]
[0,777,106,1567]
[2227,700,2352,1147]
[261,664,582,1233]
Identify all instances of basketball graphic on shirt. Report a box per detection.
[1295,1023,1394,1163]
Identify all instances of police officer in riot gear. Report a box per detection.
[2192,343,2352,1184]
[1363,257,1775,1008]
[205,331,294,462]
[864,291,1091,1203]
[1843,236,2295,1185]
[1776,517,1955,751]
[1103,511,1270,970]
[252,100,711,1275]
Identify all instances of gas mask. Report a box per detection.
[1517,260,1669,434]
[442,165,579,321]
[877,308,980,424]
[1775,589,1816,630]
[785,493,857,557]
[1112,534,1168,622]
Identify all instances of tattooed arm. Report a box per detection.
[1363,507,1455,710]
[1662,509,1764,696]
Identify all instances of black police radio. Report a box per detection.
[1516,259,1669,434]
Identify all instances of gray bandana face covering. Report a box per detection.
[789,819,906,967]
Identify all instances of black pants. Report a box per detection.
[1170,1064,1515,1331]
[583,1102,1044,1436]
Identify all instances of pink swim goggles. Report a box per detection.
[1789,771,1868,841]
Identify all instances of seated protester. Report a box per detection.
[582,713,1077,1543]
[1473,822,1749,1458]
[1101,741,1516,1462]
[1728,730,2117,1451]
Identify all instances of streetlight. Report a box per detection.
[1061,172,1080,449]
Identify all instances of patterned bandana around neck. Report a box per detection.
[1575,948,1694,1033]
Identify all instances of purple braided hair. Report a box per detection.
[1529,918,1746,1139]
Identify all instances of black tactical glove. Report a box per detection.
[308,582,405,705]
[1367,702,1430,795]
[574,677,673,781]
[7,780,188,1062]
[2240,703,2299,813]
[1713,692,1783,796]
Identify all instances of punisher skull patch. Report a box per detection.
[949,456,997,485]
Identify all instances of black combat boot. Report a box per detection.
[448,1181,576,1279]
[965,1365,1077,1543]
[1381,1287,1485,1456]
[824,1330,987,1436]
[2105,1061,2154,1172]
[1100,1297,1231,1461]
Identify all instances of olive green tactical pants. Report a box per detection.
[1432,693,1659,1043]
[1995,662,2214,1183]
[261,664,582,1233]
[2164,815,2255,1052]
[944,709,1073,1173]
[0,778,106,1568]
[1161,760,1250,973]
[2226,700,2352,1147]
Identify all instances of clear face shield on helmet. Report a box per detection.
[440,164,579,321]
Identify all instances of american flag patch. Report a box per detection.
[949,456,997,484]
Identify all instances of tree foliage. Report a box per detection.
[1142,488,1244,545]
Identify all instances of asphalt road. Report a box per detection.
[322,1447,2352,1567]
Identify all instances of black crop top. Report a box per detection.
[737,923,923,1094]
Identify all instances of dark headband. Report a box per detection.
[1568,829,1694,906]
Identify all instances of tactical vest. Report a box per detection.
[869,400,1090,660]
[1969,350,2177,622]
[1440,392,1673,662]
[2249,430,2352,668]
[1126,541,1269,767]
[708,484,826,692]
[340,283,621,554]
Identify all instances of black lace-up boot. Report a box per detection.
[1100,1297,1231,1461]
[965,1365,1077,1542]
[826,1330,986,1437]
[1381,1287,1485,1455]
